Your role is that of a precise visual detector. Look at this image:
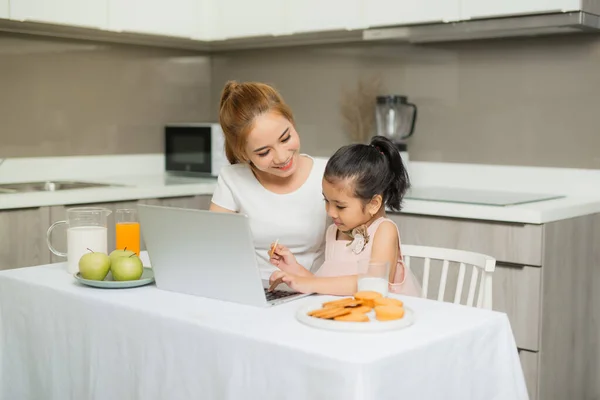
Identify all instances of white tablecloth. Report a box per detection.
[0,263,528,400]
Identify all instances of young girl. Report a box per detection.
[268,135,421,297]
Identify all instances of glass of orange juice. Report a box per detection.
[115,209,140,255]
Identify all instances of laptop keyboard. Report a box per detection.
[264,288,299,302]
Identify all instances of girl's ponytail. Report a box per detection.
[369,136,410,211]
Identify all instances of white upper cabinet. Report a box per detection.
[287,0,366,34]
[194,0,220,41]
[461,0,581,20]
[365,0,461,28]
[216,0,286,39]
[108,0,205,39]
[0,0,9,19]
[9,0,108,29]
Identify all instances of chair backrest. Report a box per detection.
[401,244,496,309]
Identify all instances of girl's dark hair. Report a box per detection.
[324,136,410,211]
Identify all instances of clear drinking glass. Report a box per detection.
[357,260,390,296]
[115,209,140,255]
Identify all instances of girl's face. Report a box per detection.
[322,178,381,232]
[244,111,301,178]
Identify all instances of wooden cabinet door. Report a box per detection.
[141,195,212,210]
[389,214,543,266]
[0,207,51,270]
[519,349,540,400]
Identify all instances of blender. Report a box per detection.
[375,95,417,166]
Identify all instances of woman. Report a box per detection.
[210,81,329,278]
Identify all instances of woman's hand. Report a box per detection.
[269,271,315,294]
[269,243,300,273]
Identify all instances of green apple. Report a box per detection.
[79,251,111,281]
[109,248,136,264]
[111,254,143,281]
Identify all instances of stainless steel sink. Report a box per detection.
[0,180,125,193]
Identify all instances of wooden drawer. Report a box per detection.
[390,214,543,266]
[0,207,51,270]
[519,349,539,400]
[494,264,541,351]
[140,195,212,210]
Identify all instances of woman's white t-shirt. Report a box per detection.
[211,155,329,277]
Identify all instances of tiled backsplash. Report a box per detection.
[0,33,211,157]
[2,32,600,168]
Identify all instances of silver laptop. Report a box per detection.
[137,204,310,307]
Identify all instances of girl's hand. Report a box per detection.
[269,271,315,294]
[269,243,300,273]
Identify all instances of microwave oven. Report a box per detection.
[165,123,229,177]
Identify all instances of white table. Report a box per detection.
[0,263,528,400]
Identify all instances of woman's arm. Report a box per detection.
[209,202,236,213]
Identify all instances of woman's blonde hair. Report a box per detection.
[218,81,295,164]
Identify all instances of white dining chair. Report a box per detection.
[401,245,497,310]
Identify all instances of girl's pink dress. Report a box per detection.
[315,217,422,297]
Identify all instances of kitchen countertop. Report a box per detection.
[2,154,600,224]
[0,173,218,210]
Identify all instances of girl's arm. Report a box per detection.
[369,220,401,284]
[270,271,357,296]
[269,244,314,277]
[270,221,400,295]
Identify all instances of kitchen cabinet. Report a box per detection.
[461,0,580,20]
[287,0,366,34]
[0,207,50,270]
[9,0,108,29]
[216,0,286,39]
[108,0,207,39]
[365,0,461,28]
[0,0,9,19]
[519,349,540,400]
[389,212,598,400]
[139,195,211,210]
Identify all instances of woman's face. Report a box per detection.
[244,111,301,178]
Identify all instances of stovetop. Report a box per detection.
[404,186,565,207]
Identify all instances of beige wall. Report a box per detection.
[2,31,600,169]
[211,34,600,169]
[0,33,211,157]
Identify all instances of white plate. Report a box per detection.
[74,268,155,289]
[296,302,415,333]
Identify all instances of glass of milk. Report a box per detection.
[47,207,112,274]
[357,260,390,296]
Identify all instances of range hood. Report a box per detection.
[363,11,600,43]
